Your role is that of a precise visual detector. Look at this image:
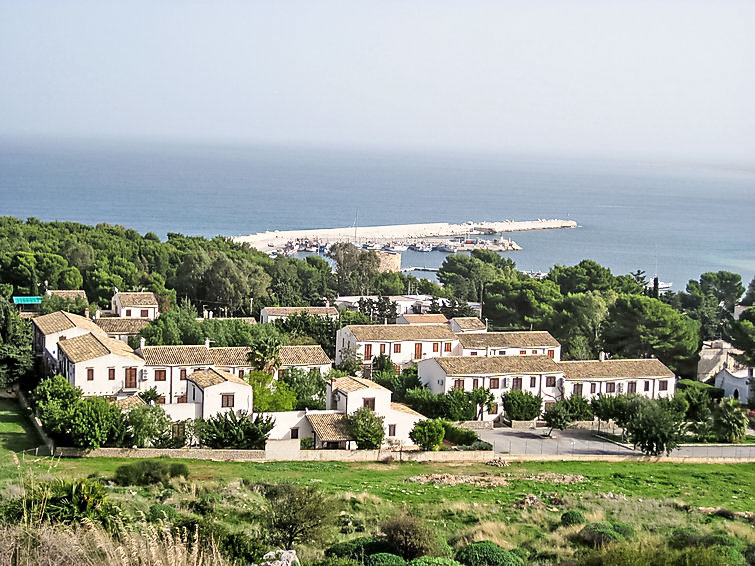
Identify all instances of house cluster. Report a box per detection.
[699,339,754,405]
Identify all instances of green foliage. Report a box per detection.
[677,382,713,422]
[219,532,269,564]
[374,366,422,403]
[561,509,587,526]
[328,243,381,296]
[563,394,594,420]
[543,401,572,435]
[346,407,385,449]
[727,306,755,367]
[258,482,339,549]
[326,537,394,560]
[484,277,562,329]
[125,404,172,447]
[359,296,399,323]
[405,388,477,421]
[409,419,445,451]
[578,522,625,546]
[454,541,524,566]
[247,370,296,412]
[549,260,642,296]
[0,296,33,390]
[441,422,479,446]
[248,334,284,373]
[502,390,542,421]
[625,399,685,456]
[279,367,327,410]
[408,559,463,566]
[578,541,744,566]
[275,311,340,358]
[544,291,613,360]
[438,252,518,303]
[138,387,161,404]
[381,513,448,560]
[113,459,188,486]
[712,398,748,443]
[147,503,179,522]
[69,396,124,449]
[196,411,274,449]
[39,294,91,316]
[368,553,406,566]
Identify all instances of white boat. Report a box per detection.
[384,243,408,252]
[411,243,433,252]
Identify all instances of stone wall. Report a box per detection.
[456,420,494,430]
[56,446,266,461]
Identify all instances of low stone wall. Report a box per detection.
[456,420,494,430]
[56,447,266,461]
[510,419,537,430]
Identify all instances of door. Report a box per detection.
[414,342,422,359]
[125,367,137,389]
[512,377,522,390]
[364,344,372,361]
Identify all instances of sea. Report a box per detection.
[1,138,754,291]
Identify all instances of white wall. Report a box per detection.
[462,346,561,362]
[714,371,752,403]
[264,410,318,440]
[200,381,253,419]
[335,327,460,368]
[113,296,158,320]
[63,353,145,397]
[383,407,423,445]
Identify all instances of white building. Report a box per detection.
[260,306,339,324]
[697,340,744,382]
[396,314,448,325]
[185,368,253,420]
[714,367,754,404]
[32,311,108,373]
[557,359,676,400]
[275,345,332,379]
[95,317,150,343]
[46,289,88,302]
[111,291,159,320]
[449,317,487,334]
[335,324,460,370]
[458,331,561,361]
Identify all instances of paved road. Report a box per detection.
[477,427,755,458]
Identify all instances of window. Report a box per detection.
[87,368,94,381]
[157,396,165,404]
[453,379,464,390]
[140,309,148,318]
[380,343,386,354]
[363,398,375,410]
[221,394,235,408]
[177,396,187,403]
[530,376,537,388]
[590,382,596,393]
[192,388,196,401]
[490,378,500,389]
[627,381,637,394]
[503,377,509,388]
[658,380,668,391]
[489,402,499,414]
[548,349,555,358]
[606,382,616,393]
[414,343,422,359]
[520,350,526,355]
[573,383,583,396]
[499,350,506,355]
[512,377,522,390]
[154,369,166,382]
[125,368,137,389]
[108,368,115,381]
[393,343,401,353]
[364,344,372,361]
[433,342,439,352]
[532,350,537,354]
[470,351,478,356]
[444,342,452,352]
[180,369,187,380]
[125,309,131,317]
[238,369,244,378]
[291,427,299,439]
[644,381,650,391]
[472,378,479,389]
[545,375,556,387]
[388,424,396,436]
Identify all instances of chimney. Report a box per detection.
[95,309,101,319]
[205,337,211,349]
[599,351,606,362]
[139,337,146,350]
[84,308,90,319]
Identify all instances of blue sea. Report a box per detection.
[1,138,754,290]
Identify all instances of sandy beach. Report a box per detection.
[233,219,577,250]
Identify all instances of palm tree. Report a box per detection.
[248,335,283,375]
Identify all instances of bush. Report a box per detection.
[381,513,447,559]
[113,459,187,486]
[346,407,385,449]
[126,404,172,447]
[454,541,523,566]
[368,553,406,566]
[609,521,635,539]
[502,390,542,421]
[408,559,464,566]
[69,397,124,449]
[578,541,744,566]
[701,533,747,553]
[669,526,701,549]
[196,411,274,449]
[219,532,268,564]
[712,399,748,443]
[561,510,586,526]
[578,523,625,546]
[710,546,746,566]
[326,537,394,559]
[410,419,445,451]
[441,422,479,445]
[147,503,179,522]
[564,394,593,420]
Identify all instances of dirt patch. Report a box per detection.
[405,473,510,487]
[517,472,587,485]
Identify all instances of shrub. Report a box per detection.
[669,526,701,549]
[219,532,268,564]
[563,394,593,420]
[701,533,746,553]
[301,437,315,450]
[579,541,744,566]
[169,462,190,478]
[113,459,187,486]
[710,546,746,566]
[578,522,625,546]
[408,559,464,566]
[712,399,748,443]
[70,397,125,449]
[381,513,446,559]
[368,553,406,566]
[126,404,172,447]
[441,422,479,446]
[147,503,179,522]
[410,419,445,451]
[502,390,542,421]
[609,521,635,539]
[346,407,385,449]
[326,537,394,559]
[561,510,586,526]
[454,541,523,566]
[459,440,493,451]
[196,411,274,449]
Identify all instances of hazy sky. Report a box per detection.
[1,1,754,159]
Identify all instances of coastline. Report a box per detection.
[233,219,577,250]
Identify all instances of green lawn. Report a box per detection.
[0,398,41,456]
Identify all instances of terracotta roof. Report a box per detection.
[140,345,214,366]
[32,311,104,336]
[331,376,390,393]
[58,332,142,363]
[279,345,332,367]
[211,347,252,366]
[391,402,423,417]
[95,318,150,334]
[116,292,159,307]
[451,317,486,330]
[188,368,249,389]
[558,359,675,380]
[433,355,561,376]
[399,314,448,324]
[459,331,560,349]
[346,324,457,342]
[47,290,88,301]
[263,306,338,317]
[306,413,353,442]
[114,396,145,411]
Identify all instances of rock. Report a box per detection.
[486,458,511,467]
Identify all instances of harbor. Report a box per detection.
[233,218,577,256]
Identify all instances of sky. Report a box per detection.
[1,1,754,160]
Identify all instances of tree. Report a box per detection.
[590,395,616,432]
[727,306,755,367]
[328,243,381,296]
[502,390,542,421]
[200,253,252,314]
[563,394,593,421]
[484,278,562,329]
[380,513,445,560]
[712,399,748,443]
[0,296,33,390]
[548,260,619,295]
[336,345,362,374]
[248,335,283,374]
[345,407,385,449]
[279,367,326,410]
[543,291,613,360]
[409,419,445,451]
[69,397,124,450]
[469,388,494,421]
[543,402,572,436]
[741,276,755,306]
[677,383,712,423]
[246,371,296,412]
[624,399,684,456]
[260,483,339,549]
[39,294,93,316]
[126,404,172,447]
[601,294,700,376]
[275,312,340,358]
[196,411,274,449]
[373,366,422,403]
[32,375,82,443]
